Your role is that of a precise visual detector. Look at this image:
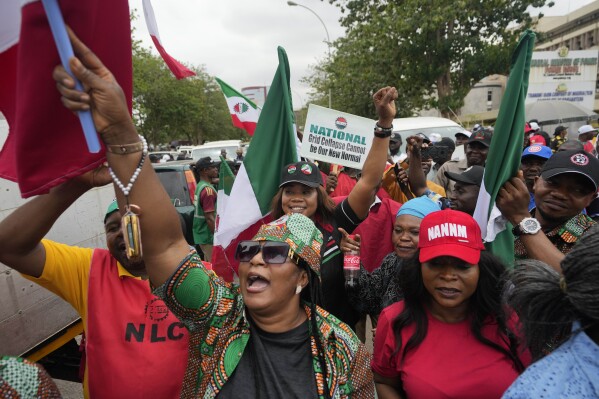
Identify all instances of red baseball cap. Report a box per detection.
[418,210,485,265]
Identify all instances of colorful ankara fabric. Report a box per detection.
[550,136,566,153]
[153,252,375,398]
[515,212,596,259]
[253,213,323,276]
[0,356,61,398]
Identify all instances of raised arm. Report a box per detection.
[405,136,428,197]
[53,29,189,286]
[347,87,397,219]
[0,170,107,277]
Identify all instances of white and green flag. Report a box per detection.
[215,77,260,136]
[473,30,536,266]
[212,47,298,280]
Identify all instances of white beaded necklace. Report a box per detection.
[108,135,148,196]
[107,135,148,262]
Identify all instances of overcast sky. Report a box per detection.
[128,0,596,110]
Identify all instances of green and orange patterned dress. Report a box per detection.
[153,252,374,399]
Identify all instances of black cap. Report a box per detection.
[195,157,217,171]
[540,150,599,191]
[445,165,484,187]
[279,161,323,188]
[415,132,431,144]
[468,129,492,147]
[554,125,568,136]
[390,132,402,142]
[438,137,456,151]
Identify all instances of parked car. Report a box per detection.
[152,161,197,245]
[391,116,464,141]
[149,151,181,163]
[176,146,195,159]
[190,140,247,161]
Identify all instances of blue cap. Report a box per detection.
[522,145,552,160]
[397,196,441,219]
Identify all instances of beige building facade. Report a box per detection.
[460,1,599,126]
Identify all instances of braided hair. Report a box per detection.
[505,225,599,360]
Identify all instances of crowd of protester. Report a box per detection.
[2,30,599,399]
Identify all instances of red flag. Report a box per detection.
[142,0,195,80]
[0,0,132,198]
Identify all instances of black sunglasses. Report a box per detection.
[235,241,300,264]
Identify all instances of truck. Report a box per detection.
[0,115,198,378]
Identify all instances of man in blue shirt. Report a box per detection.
[520,145,552,211]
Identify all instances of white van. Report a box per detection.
[177,146,195,159]
[190,140,247,161]
[391,116,464,141]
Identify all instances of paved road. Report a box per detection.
[54,379,83,399]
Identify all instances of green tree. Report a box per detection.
[306,0,552,118]
[131,39,245,147]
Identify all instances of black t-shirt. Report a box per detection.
[217,319,317,399]
[317,198,363,327]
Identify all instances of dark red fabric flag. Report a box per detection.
[0,0,132,198]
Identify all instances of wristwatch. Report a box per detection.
[512,217,541,236]
[374,123,393,138]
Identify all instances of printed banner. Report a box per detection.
[527,48,598,110]
[300,104,374,169]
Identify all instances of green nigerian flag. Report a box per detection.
[473,30,536,266]
[214,46,298,249]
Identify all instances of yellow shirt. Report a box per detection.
[22,240,139,398]
[382,167,447,203]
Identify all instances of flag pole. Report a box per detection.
[41,0,101,153]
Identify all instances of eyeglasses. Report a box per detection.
[235,241,300,264]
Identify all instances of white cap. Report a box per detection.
[456,130,472,138]
[429,133,442,143]
[577,125,599,137]
[529,122,540,131]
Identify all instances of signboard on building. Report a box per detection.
[526,48,598,110]
[241,86,269,107]
[300,104,374,169]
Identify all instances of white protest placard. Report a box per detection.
[300,104,375,169]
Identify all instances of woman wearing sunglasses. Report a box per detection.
[372,210,529,399]
[270,89,398,330]
[52,31,374,398]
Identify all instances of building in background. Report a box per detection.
[459,0,599,127]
